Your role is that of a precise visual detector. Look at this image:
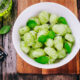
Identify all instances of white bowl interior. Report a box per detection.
[12,2,80,69]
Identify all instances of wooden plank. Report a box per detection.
[43,75,77,80]
[78,0,80,20]
[18,74,43,80]
[0,18,3,80]
[17,0,80,74]
[1,1,17,80]
[17,0,42,74]
[5,74,77,80]
[78,10,80,21]
[17,55,42,74]
[77,0,80,74]
[5,74,78,80]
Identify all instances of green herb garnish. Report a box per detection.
[38,35,48,44]
[48,31,56,39]
[64,42,71,53]
[27,20,37,29]
[58,17,68,24]
[0,25,11,34]
[35,56,49,64]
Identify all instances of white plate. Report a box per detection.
[12,2,80,69]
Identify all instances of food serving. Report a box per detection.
[19,11,75,64]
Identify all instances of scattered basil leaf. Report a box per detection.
[0,25,11,34]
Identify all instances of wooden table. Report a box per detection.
[0,0,80,80]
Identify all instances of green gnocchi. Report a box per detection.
[19,11,75,64]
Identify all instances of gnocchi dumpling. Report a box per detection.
[39,11,50,24]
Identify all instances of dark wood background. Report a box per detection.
[0,0,80,80]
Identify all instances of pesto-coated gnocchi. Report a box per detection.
[19,11,75,64]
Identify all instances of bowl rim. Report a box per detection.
[12,2,80,69]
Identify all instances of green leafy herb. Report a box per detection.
[35,56,49,64]
[64,42,71,53]
[0,25,11,34]
[58,17,68,24]
[38,35,48,44]
[48,31,56,39]
[27,20,37,29]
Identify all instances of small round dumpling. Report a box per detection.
[19,26,30,35]
[44,47,58,62]
[50,14,58,25]
[65,34,75,42]
[65,26,72,33]
[32,40,43,49]
[54,36,63,51]
[29,49,45,58]
[34,25,41,32]
[30,17,40,25]
[20,41,30,54]
[37,30,48,38]
[45,39,54,47]
[34,24,49,32]
[52,24,67,36]
[39,11,49,24]
[58,49,66,59]
[29,31,37,39]
[24,32,35,46]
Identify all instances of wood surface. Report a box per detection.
[0,0,17,80]
[0,0,80,80]
[17,0,80,74]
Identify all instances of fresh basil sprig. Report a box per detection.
[0,25,11,34]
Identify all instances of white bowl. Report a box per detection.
[12,2,80,69]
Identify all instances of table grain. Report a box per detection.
[0,0,80,80]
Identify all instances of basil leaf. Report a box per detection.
[0,25,11,34]
[58,17,68,25]
[38,35,48,44]
[64,42,71,53]
[35,56,49,64]
[27,20,37,29]
[48,31,56,39]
